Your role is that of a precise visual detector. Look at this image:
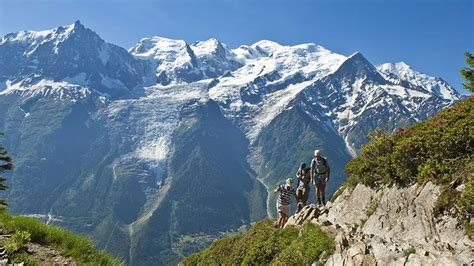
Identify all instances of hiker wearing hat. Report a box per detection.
[310,149,330,206]
[295,162,311,213]
[274,178,296,228]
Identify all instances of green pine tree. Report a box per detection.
[0,133,13,209]
[460,52,474,92]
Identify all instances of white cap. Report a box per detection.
[314,149,321,156]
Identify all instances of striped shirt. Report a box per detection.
[277,184,295,205]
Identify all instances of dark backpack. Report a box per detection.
[297,167,311,186]
[312,157,329,174]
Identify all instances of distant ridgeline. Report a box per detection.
[0,21,463,265]
[182,96,473,265]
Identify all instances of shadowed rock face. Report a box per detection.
[284,182,473,265]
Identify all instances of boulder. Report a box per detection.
[327,184,377,230]
[284,204,320,227]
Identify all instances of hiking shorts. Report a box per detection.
[276,202,291,217]
[314,177,326,189]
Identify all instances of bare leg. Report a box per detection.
[302,187,309,206]
[278,212,285,228]
[282,214,288,228]
[316,185,322,205]
[321,184,326,205]
[296,189,303,213]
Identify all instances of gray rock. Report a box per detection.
[327,184,376,229]
[334,232,349,253]
[284,204,320,228]
[346,242,366,265]
[289,182,473,265]
[325,253,345,266]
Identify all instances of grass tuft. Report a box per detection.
[3,231,31,254]
[0,211,121,265]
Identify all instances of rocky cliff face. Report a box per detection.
[286,182,473,265]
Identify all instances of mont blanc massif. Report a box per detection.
[0,21,461,265]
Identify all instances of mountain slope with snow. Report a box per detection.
[377,61,460,101]
[0,22,462,265]
[0,21,153,97]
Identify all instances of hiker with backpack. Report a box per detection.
[310,149,330,206]
[274,178,296,228]
[295,162,311,213]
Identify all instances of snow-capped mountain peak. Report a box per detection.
[129,36,243,84]
[377,61,460,101]
[1,20,89,53]
[333,52,385,83]
[129,36,192,61]
[0,21,152,96]
[129,36,204,84]
[190,38,242,78]
[191,38,223,56]
[251,40,283,55]
[377,61,411,77]
[238,41,347,79]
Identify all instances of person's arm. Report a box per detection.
[296,170,304,182]
[310,160,315,184]
[326,160,330,182]
[274,186,281,193]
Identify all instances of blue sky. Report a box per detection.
[0,0,473,94]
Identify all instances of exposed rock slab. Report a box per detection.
[284,181,473,265]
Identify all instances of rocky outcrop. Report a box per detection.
[284,182,473,265]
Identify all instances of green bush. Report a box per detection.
[4,231,31,254]
[0,211,121,265]
[346,97,473,189]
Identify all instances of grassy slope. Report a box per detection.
[181,220,334,265]
[0,211,121,265]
